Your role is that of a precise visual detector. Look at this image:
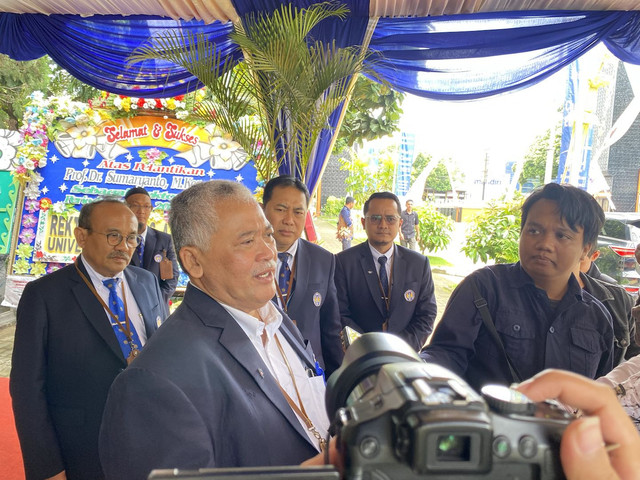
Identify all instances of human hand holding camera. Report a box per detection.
[517,369,640,480]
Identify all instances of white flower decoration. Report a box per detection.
[67,125,98,156]
[52,201,66,214]
[0,129,21,170]
[209,136,241,161]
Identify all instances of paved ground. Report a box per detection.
[0,217,481,378]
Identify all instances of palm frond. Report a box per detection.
[128,2,376,183]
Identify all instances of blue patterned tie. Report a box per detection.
[378,256,389,299]
[278,252,291,299]
[136,236,144,266]
[102,278,142,360]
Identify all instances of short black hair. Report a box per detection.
[521,183,604,248]
[78,197,125,229]
[263,175,310,206]
[363,192,402,216]
[124,187,150,200]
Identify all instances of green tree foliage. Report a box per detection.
[322,195,343,216]
[415,204,453,254]
[333,75,405,152]
[48,63,100,102]
[516,125,561,187]
[0,55,50,130]
[410,152,431,185]
[426,162,452,193]
[338,153,395,207]
[462,196,523,264]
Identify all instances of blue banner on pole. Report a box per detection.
[396,132,415,196]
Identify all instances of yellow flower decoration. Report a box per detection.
[16,244,34,259]
[30,262,47,277]
[13,259,31,275]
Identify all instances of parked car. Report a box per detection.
[595,212,640,295]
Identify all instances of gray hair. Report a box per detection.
[169,180,256,263]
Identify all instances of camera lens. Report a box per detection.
[325,333,421,419]
[436,435,472,462]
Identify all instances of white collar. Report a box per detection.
[368,242,394,263]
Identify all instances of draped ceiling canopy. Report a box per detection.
[2,0,640,190]
[1,0,640,23]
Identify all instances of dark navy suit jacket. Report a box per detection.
[99,284,319,480]
[282,239,343,376]
[10,259,167,480]
[130,226,179,304]
[335,242,437,351]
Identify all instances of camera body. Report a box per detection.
[327,333,573,480]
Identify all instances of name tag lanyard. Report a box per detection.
[74,260,140,364]
[274,335,327,452]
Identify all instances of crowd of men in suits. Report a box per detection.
[8,177,640,480]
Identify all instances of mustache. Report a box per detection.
[256,261,277,275]
[108,252,130,261]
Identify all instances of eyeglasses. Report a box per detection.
[89,230,142,248]
[128,203,153,211]
[366,215,400,225]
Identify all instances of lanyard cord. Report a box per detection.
[74,261,139,357]
[273,335,326,452]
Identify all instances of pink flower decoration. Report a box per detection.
[21,214,37,228]
[25,199,40,213]
[19,228,35,244]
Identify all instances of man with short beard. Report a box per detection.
[10,198,167,480]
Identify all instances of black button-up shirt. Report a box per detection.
[421,262,614,391]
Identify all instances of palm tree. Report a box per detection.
[130,2,373,183]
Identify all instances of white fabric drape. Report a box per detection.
[0,0,638,23]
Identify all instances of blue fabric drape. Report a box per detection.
[367,10,640,100]
[3,8,640,194]
[0,13,237,97]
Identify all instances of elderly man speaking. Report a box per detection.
[99,180,328,480]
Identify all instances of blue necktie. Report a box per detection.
[378,256,389,299]
[278,252,292,300]
[136,236,144,266]
[102,278,142,360]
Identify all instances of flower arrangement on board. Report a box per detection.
[90,89,206,121]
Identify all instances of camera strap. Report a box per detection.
[470,277,522,384]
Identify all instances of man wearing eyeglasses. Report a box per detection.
[334,191,437,351]
[10,198,168,480]
[124,187,179,305]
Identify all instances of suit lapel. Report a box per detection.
[124,267,159,336]
[72,259,127,365]
[286,239,308,315]
[189,287,315,448]
[388,246,406,328]
[142,227,157,269]
[359,243,387,317]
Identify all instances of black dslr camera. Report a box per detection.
[149,332,573,480]
[326,332,573,480]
